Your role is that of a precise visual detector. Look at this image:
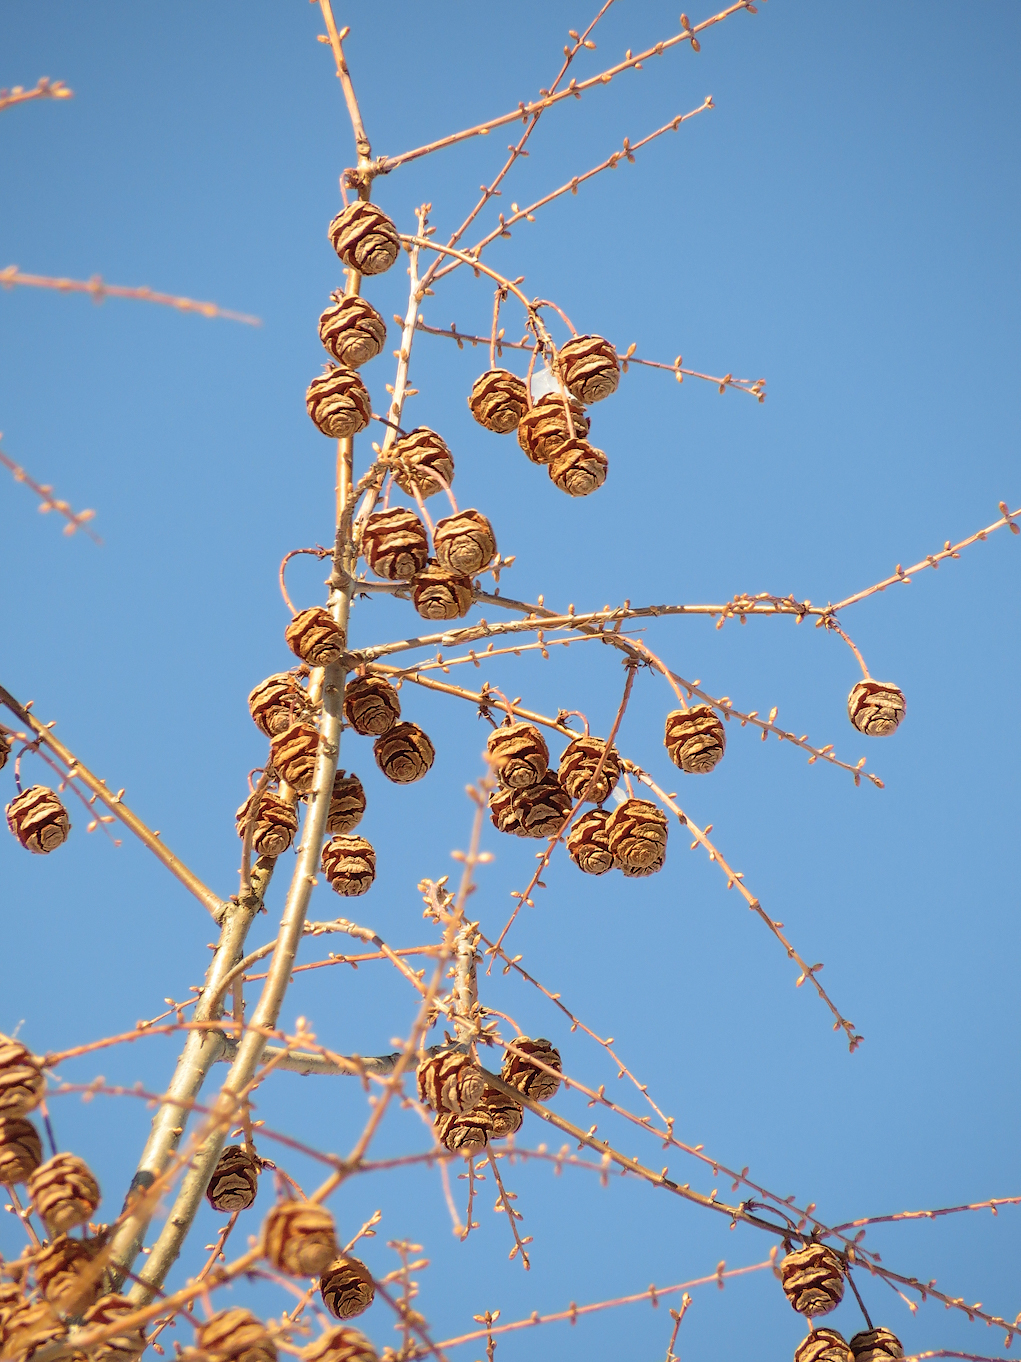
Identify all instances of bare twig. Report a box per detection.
[0,267,260,324]
[0,443,100,540]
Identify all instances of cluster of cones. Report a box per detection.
[416,1038,561,1154]
[780,1243,905,1361]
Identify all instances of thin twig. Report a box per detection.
[0,267,260,325]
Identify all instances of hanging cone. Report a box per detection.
[0,731,10,771]
[794,1329,853,1362]
[411,563,474,620]
[262,1200,339,1277]
[321,835,376,896]
[373,722,435,783]
[285,607,346,668]
[548,438,608,497]
[488,786,525,837]
[511,772,572,837]
[433,509,497,575]
[606,799,668,877]
[0,1283,22,1334]
[196,1309,277,1362]
[33,1233,104,1312]
[319,1256,375,1321]
[303,1326,378,1362]
[235,791,299,859]
[478,1084,524,1137]
[318,293,387,368]
[557,334,620,403]
[306,367,372,439]
[468,369,529,433]
[389,428,454,498]
[5,786,70,854]
[500,1037,561,1101]
[324,770,366,834]
[664,705,726,774]
[565,807,614,875]
[205,1144,260,1212]
[849,1329,904,1362]
[0,1301,66,1362]
[0,1036,45,1118]
[328,202,400,276]
[558,736,621,803]
[780,1244,846,1317]
[361,507,429,581]
[434,1106,493,1154]
[847,680,906,736]
[416,1051,484,1116]
[486,722,549,790]
[269,724,320,795]
[80,1294,146,1362]
[27,1153,100,1236]
[248,673,310,737]
[0,1117,42,1184]
[344,675,400,736]
[516,392,589,465]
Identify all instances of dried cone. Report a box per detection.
[511,772,572,838]
[5,786,70,855]
[285,607,346,668]
[318,293,386,368]
[795,1329,854,1362]
[557,334,620,403]
[34,1234,104,1312]
[361,508,429,581]
[325,771,366,834]
[479,1085,524,1138]
[558,736,621,804]
[468,369,529,433]
[0,1301,65,1362]
[270,724,320,795]
[0,1038,44,1118]
[306,367,372,440]
[0,1282,24,1333]
[27,1153,100,1236]
[548,438,608,497]
[416,1051,484,1116]
[344,675,400,736]
[433,509,497,575]
[0,731,10,771]
[565,807,614,876]
[486,722,549,791]
[304,1326,378,1362]
[434,1106,493,1154]
[373,722,435,784]
[488,787,524,837]
[664,705,726,774]
[0,1117,42,1184]
[319,1256,375,1321]
[390,428,454,498]
[411,564,474,620]
[780,1244,846,1317]
[847,680,906,736]
[516,392,589,465]
[235,792,298,859]
[248,673,308,738]
[81,1294,146,1362]
[321,835,376,897]
[501,1037,561,1101]
[849,1330,903,1362]
[328,202,400,276]
[196,1309,277,1362]
[606,798,668,877]
[262,1200,339,1277]
[205,1144,260,1212]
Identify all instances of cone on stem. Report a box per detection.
[269,724,320,795]
[306,367,372,440]
[196,1309,277,1362]
[417,1051,484,1116]
[0,1038,45,1119]
[435,1106,493,1154]
[780,1243,846,1317]
[511,772,572,837]
[0,1117,42,1184]
[344,675,400,736]
[235,791,298,859]
[205,1144,261,1212]
[516,392,589,464]
[319,1256,375,1321]
[565,807,614,875]
[557,334,620,403]
[248,673,309,738]
[361,508,429,581]
[848,1329,904,1362]
[500,1037,562,1101]
[488,787,525,837]
[468,369,529,433]
[303,1326,378,1362]
[262,1199,339,1276]
[478,1085,524,1138]
[411,563,474,620]
[847,680,906,736]
[548,438,608,497]
[318,294,387,368]
[794,1330,853,1362]
[389,428,454,498]
[285,607,346,668]
[328,202,400,276]
[486,722,549,791]
[324,770,366,834]
[0,1301,66,1362]
[373,722,435,783]
[664,705,726,774]
[5,786,70,854]
[321,835,376,896]
[433,509,497,575]
[33,1233,104,1312]
[81,1294,147,1362]
[558,735,621,803]
[27,1153,100,1236]
[606,799,668,877]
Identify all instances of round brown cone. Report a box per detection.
[0,1117,42,1184]
[516,392,589,464]
[849,1329,903,1362]
[303,1326,378,1362]
[664,705,726,774]
[262,1199,339,1277]
[411,564,474,620]
[434,1106,493,1154]
[321,835,376,896]
[197,1308,277,1362]
[511,772,572,838]
[847,680,906,736]
[33,1233,103,1312]
[557,334,620,403]
[248,673,309,737]
[795,1330,853,1362]
[433,509,497,575]
[0,1300,65,1362]
[500,1037,561,1101]
[487,722,549,790]
[417,1051,484,1116]
[548,438,608,497]
[373,722,435,784]
[780,1243,845,1317]
[361,507,429,581]
[0,1037,45,1119]
[566,807,614,875]
[0,1283,22,1334]
[468,369,529,433]
[285,607,346,668]
[269,724,320,795]
[235,792,298,859]
[5,786,70,854]
[324,770,366,834]
[81,1293,146,1362]
[319,1255,375,1321]
[478,1085,524,1137]
[318,293,386,368]
[205,1144,260,1212]
[488,787,525,837]
[389,428,454,498]
[606,799,668,877]
[27,1153,101,1236]
[306,367,372,439]
[558,736,621,804]
[328,202,400,276]
[344,675,400,736]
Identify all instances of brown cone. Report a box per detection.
[344,675,400,736]
[780,1243,846,1317]
[417,1051,484,1116]
[306,367,372,439]
[0,1300,65,1362]
[0,1039,44,1120]
[318,293,386,368]
[205,1144,260,1212]
[566,807,614,875]
[558,736,621,803]
[849,1329,904,1362]
[321,835,376,896]
[468,369,529,433]
[847,680,906,736]
[262,1200,339,1277]
[511,772,572,837]
[548,439,608,497]
[235,792,299,859]
[664,705,726,774]
[324,770,366,834]
[361,508,429,581]
[0,1283,22,1334]
[81,1293,146,1362]
[411,563,474,620]
[269,724,320,795]
[303,1326,378,1362]
[500,1037,562,1101]
[389,428,454,498]
[488,787,525,837]
[0,731,10,771]
[27,1153,100,1236]
[433,509,497,575]
[33,1233,104,1312]
[557,334,620,403]
[606,799,668,877]
[516,392,589,464]
[328,202,400,276]
[285,607,346,668]
[0,1117,42,1184]
[319,1256,375,1321]
[486,722,549,790]
[373,722,435,784]
[248,673,310,737]
[478,1084,524,1137]
[197,1309,277,1362]
[435,1106,494,1154]
[795,1329,853,1362]
[5,787,70,855]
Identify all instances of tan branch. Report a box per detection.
[0,443,100,540]
[0,77,72,113]
[0,266,260,324]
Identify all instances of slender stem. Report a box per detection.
[317,1,372,164]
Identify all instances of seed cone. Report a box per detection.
[558,736,620,803]
[780,1243,846,1317]
[847,680,906,736]
[511,772,572,838]
[435,1106,493,1154]
[248,673,310,738]
[794,1329,853,1362]
[321,835,376,896]
[205,1144,260,1212]
[324,770,366,834]
[500,1037,562,1101]
[433,509,497,575]
[849,1329,904,1362]
[319,1256,375,1321]
[487,722,549,791]
[5,786,70,854]
[557,334,620,403]
[81,1294,147,1362]
[417,1051,484,1116]
[33,1233,104,1312]
[328,201,400,276]
[318,293,386,368]
[488,787,524,837]
[0,1283,22,1333]
[468,369,529,433]
[27,1153,100,1236]
[262,1200,339,1277]
[606,799,668,877]
[0,1300,65,1362]
[566,807,614,875]
[235,791,298,859]
[0,732,10,771]
[285,607,346,668]
[411,563,474,620]
[373,722,435,784]
[196,1308,277,1362]
[478,1085,524,1138]
[269,724,320,795]
[664,705,726,774]
[306,367,372,440]
[516,392,589,464]
[390,428,454,498]
[0,1117,42,1184]
[548,438,608,497]
[344,675,400,736]
[0,1039,44,1119]
[362,508,429,581]
[303,1326,378,1362]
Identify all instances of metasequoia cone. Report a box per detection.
[373,722,435,784]
[81,1294,146,1362]
[606,799,668,877]
[319,1256,375,1321]
[468,369,529,433]
[794,1329,854,1362]
[344,674,400,736]
[664,705,726,774]
[0,1037,44,1119]
[262,1200,339,1277]
[196,1308,277,1362]
[516,392,589,464]
[500,1037,562,1101]
[847,680,906,736]
[0,1116,42,1184]
[235,792,298,859]
[248,673,309,737]
[548,438,608,497]
[321,835,376,897]
[849,1329,904,1362]
[324,770,366,834]
[416,1051,484,1116]
[0,1283,22,1333]
[433,508,497,575]
[0,731,10,771]
[478,1085,524,1138]
[205,1144,260,1212]
[486,722,549,790]
[306,367,372,439]
[488,786,525,837]
[558,735,621,804]
[565,807,614,875]
[5,786,70,855]
[780,1243,846,1317]
[318,293,386,368]
[411,563,474,620]
[285,607,346,668]
[390,427,455,498]
[361,507,428,580]
[328,201,400,276]
[27,1153,100,1236]
[269,724,320,795]
[557,333,620,403]
[434,1106,494,1154]
[0,1300,65,1362]
[33,1233,103,1312]
[511,771,572,837]
[303,1325,378,1362]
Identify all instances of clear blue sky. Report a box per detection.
[1,4,1018,1359]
